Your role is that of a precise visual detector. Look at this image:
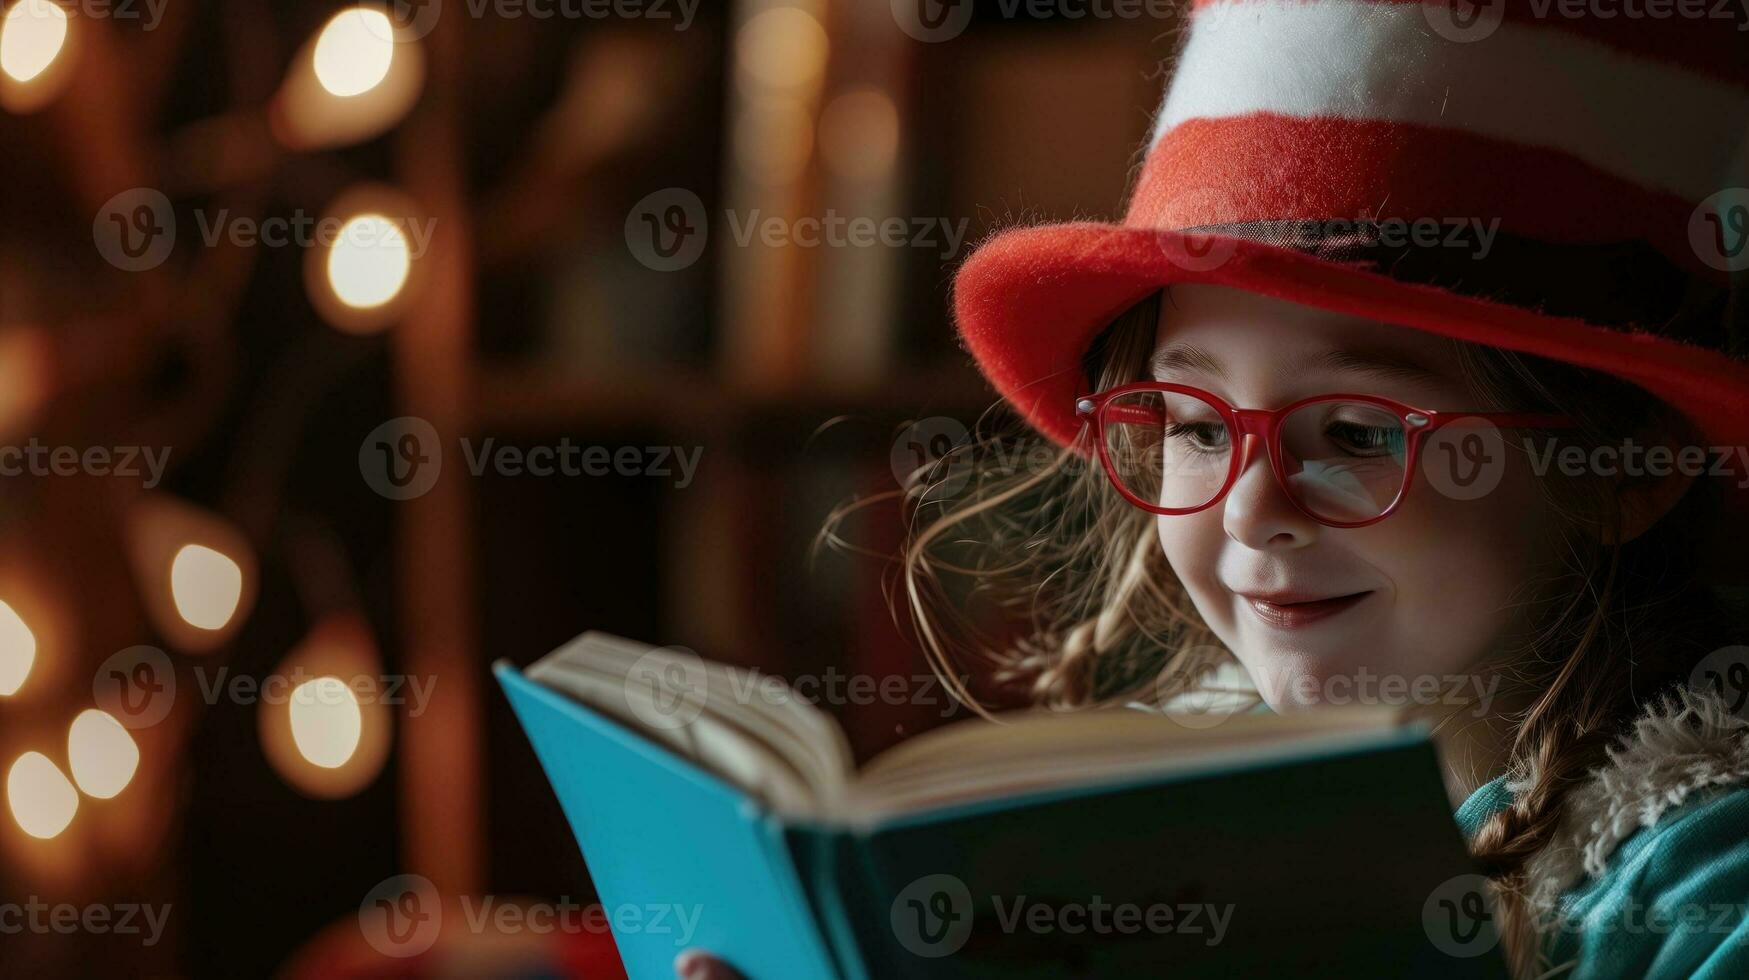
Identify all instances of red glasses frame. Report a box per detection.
[1076,382,1575,529]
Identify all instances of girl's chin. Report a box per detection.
[1232,650,1389,709]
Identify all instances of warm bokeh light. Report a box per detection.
[7,751,76,839]
[312,8,395,97]
[820,89,901,181]
[0,327,53,435]
[0,0,67,84]
[169,543,244,631]
[67,709,139,799]
[289,676,362,769]
[0,599,33,696]
[261,615,391,798]
[325,214,411,309]
[129,496,257,653]
[733,97,814,186]
[736,7,828,93]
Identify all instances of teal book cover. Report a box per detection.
[496,651,1509,980]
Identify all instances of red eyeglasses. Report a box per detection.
[1075,382,1574,528]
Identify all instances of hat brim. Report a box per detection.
[955,222,1749,451]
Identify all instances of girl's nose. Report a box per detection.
[1222,434,1320,550]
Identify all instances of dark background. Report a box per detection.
[0,1,1180,975]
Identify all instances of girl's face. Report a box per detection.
[1150,285,1559,708]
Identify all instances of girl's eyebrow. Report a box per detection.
[1149,343,1226,379]
[1149,344,1449,385]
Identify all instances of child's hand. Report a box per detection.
[674,949,742,980]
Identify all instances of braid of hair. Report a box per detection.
[1026,524,1160,708]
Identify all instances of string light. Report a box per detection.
[819,89,900,182]
[6,751,76,839]
[0,599,34,696]
[260,615,391,798]
[288,676,362,769]
[312,8,395,98]
[127,496,257,653]
[66,709,139,799]
[325,213,411,310]
[271,12,424,152]
[735,7,828,94]
[0,0,67,84]
[169,544,244,632]
[304,186,425,333]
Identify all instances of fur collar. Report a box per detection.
[1517,687,1749,918]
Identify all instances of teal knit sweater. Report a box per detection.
[1453,701,1749,978]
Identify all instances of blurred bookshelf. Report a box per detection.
[467,0,1181,929]
[0,0,1183,975]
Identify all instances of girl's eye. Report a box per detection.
[1324,420,1404,457]
[1164,420,1230,452]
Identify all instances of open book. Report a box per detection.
[496,632,1506,980]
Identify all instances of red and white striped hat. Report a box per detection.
[954,0,1749,448]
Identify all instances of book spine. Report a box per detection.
[781,824,874,980]
[749,814,848,980]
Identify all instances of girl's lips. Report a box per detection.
[1242,591,1372,629]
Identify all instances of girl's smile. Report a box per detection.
[1236,589,1374,630]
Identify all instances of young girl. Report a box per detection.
[681,3,1749,977]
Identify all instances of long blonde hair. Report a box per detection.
[830,287,1737,977]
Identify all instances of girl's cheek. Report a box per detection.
[1155,514,1232,629]
[1369,458,1559,663]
